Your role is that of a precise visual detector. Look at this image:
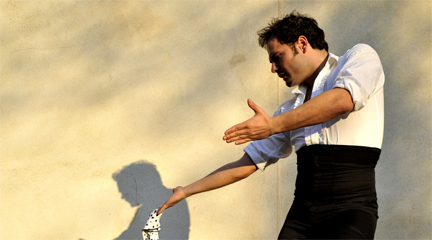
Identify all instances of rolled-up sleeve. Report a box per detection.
[333,44,385,111]
[244,100,295,171]
[244,132,293,171]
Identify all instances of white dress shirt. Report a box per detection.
[245,44,385,171]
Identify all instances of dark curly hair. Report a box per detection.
[258,11,328,52]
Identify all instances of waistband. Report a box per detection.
[294,145,381,204]
[297,144,381,168]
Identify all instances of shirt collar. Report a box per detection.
[291,52,339,96]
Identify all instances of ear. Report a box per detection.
[296,35,309,53]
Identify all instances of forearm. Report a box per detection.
[182,154,257,198]
[271,88,354,133]
[158,153,258,214]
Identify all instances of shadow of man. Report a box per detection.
[112,161,190,240]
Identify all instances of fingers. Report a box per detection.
[225,130,253,144]
[223,125,238,137]
[223,126,250,143]
[224,99,258,136]
[223,128,235,141]
[157,204,167,215]
[157,186,185,215]
[223,127,236,141]
[223,99,263,143]
[227,133,251,144]
[234,138,251,145]
[223,120,249,139]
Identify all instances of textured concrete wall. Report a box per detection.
[1,1,430,239]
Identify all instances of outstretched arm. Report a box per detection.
[158,153,258,214]
[223,88,354,145]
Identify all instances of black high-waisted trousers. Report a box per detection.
[278,145,381,240]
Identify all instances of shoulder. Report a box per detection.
[335,44,382,69]
[342,44,380,60]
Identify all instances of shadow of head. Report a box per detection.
[112,160,190,239]
[112,160,163,207]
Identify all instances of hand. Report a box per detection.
[158,186,186,215]
[223,99,273,145]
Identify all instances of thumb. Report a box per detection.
[247,99,262,114]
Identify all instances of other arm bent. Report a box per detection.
[272,87,354,133]
[224,88,354,144]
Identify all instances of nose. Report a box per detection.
[271,63,278,73]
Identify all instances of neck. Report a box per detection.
[302,50,329,89]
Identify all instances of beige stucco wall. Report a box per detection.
[1,1,430,239]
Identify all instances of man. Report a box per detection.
[158,11,384,239]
